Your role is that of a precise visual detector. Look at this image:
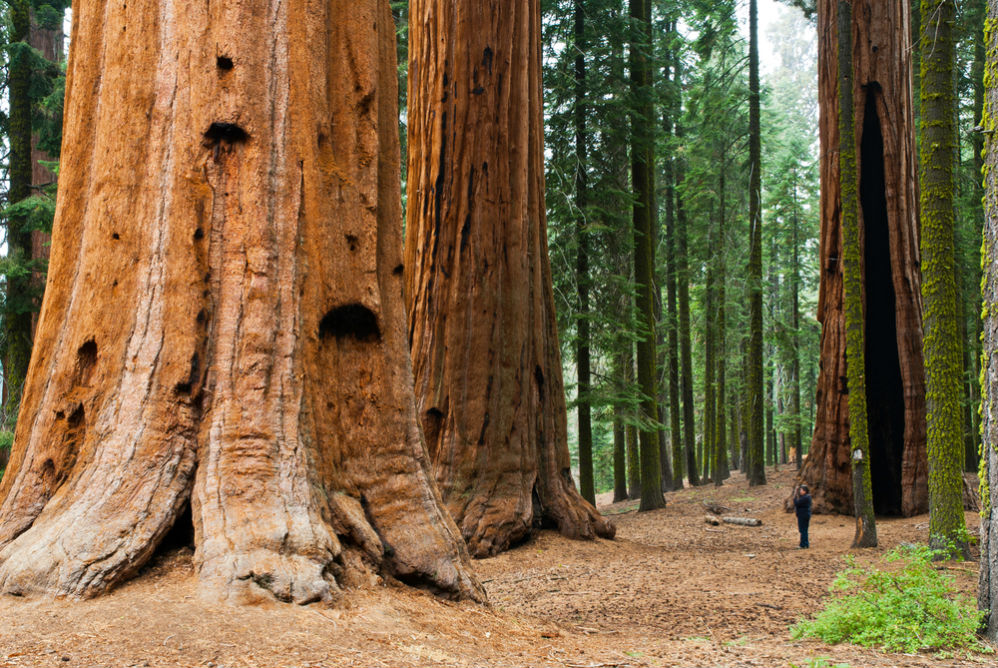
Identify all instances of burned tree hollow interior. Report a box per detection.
[859,88,905,516]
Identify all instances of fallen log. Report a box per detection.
[721,516,762,527]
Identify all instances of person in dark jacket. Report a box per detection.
[794,484,812,548]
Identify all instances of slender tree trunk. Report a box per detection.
[0,0,483,603]
[838,0,877,548]
[703,236,716,484]
[801,0,927,518]
[791,172,803,472]
[3,0,34,431]
[405,0,615,555]
[664,85,684,491]
[746,0,766,487]
[628,0,664,512]
[968,0,986,473]
[979,0,998,633]
[574,0,595,506]
[613,402,628,502]
[714,167,729,485]
[920,0,969,558]
[28,6,64,336]
[627,420,640,500]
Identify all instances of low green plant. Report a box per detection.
[788,658,851,668]
[791,544,990,656]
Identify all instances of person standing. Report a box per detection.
[794,484,812,548]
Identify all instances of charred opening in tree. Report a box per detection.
[860,88,905,516]
[112,232,120,240]
[423,407,444,454]
[152,500,195,559]
[193,227,204,240]
[534,365,545,402]
[76,339,98,385]
[216,55,234,71]
[319,304,381,343]
[204,122,248,146]
[345,234,359,252]
[393,263,404,276]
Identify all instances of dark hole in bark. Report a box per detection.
[216,55,234,71]
[534,365,545,403]
[204,122,248,145]
[76,339,97,385]
[423,408,444,454]
[155,500,195,553]
[175,353,200,395]
[860,87,905,516]
[112,232,120,240]
[193,227,204,240]
[345,234,359,252]
[393,264,404,276]
[319,304,380,343]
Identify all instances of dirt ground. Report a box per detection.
[0,466,993,668]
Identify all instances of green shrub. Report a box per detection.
[0,430,13,453]
[791,544,990,656]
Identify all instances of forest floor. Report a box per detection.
[0,465,993,668]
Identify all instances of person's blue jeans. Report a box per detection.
[797,515,810,548]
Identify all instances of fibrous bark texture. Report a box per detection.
[405,0,614,557]
[978,2,998,640]
[0,0,483,605]
[802,0,927,517]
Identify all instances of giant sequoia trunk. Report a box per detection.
[803,0,927,517]
[0,0,483,605]
[404,0,614,556]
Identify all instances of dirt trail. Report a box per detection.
[0,466,991,667]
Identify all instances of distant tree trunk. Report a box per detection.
[0,0,484,603]
[627,418,640,500]
[663,31,684,491]
[3,0,34,430]
[714,169,729,486]
[613,405,628,502]
[801,0,927,517]
[979,0,998,634]
[405,0,615,555]
[746,0,766,487]
[837,0,877,548]
[629,0,664,512]
[703,225,716,483]
[919,0,968,557]
[574,0,595,506]
[28,6,64,335]
[790,170,803,472]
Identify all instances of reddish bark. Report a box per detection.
[0,0,482,604]
[802,0,927,517]
[405,0,614,556]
